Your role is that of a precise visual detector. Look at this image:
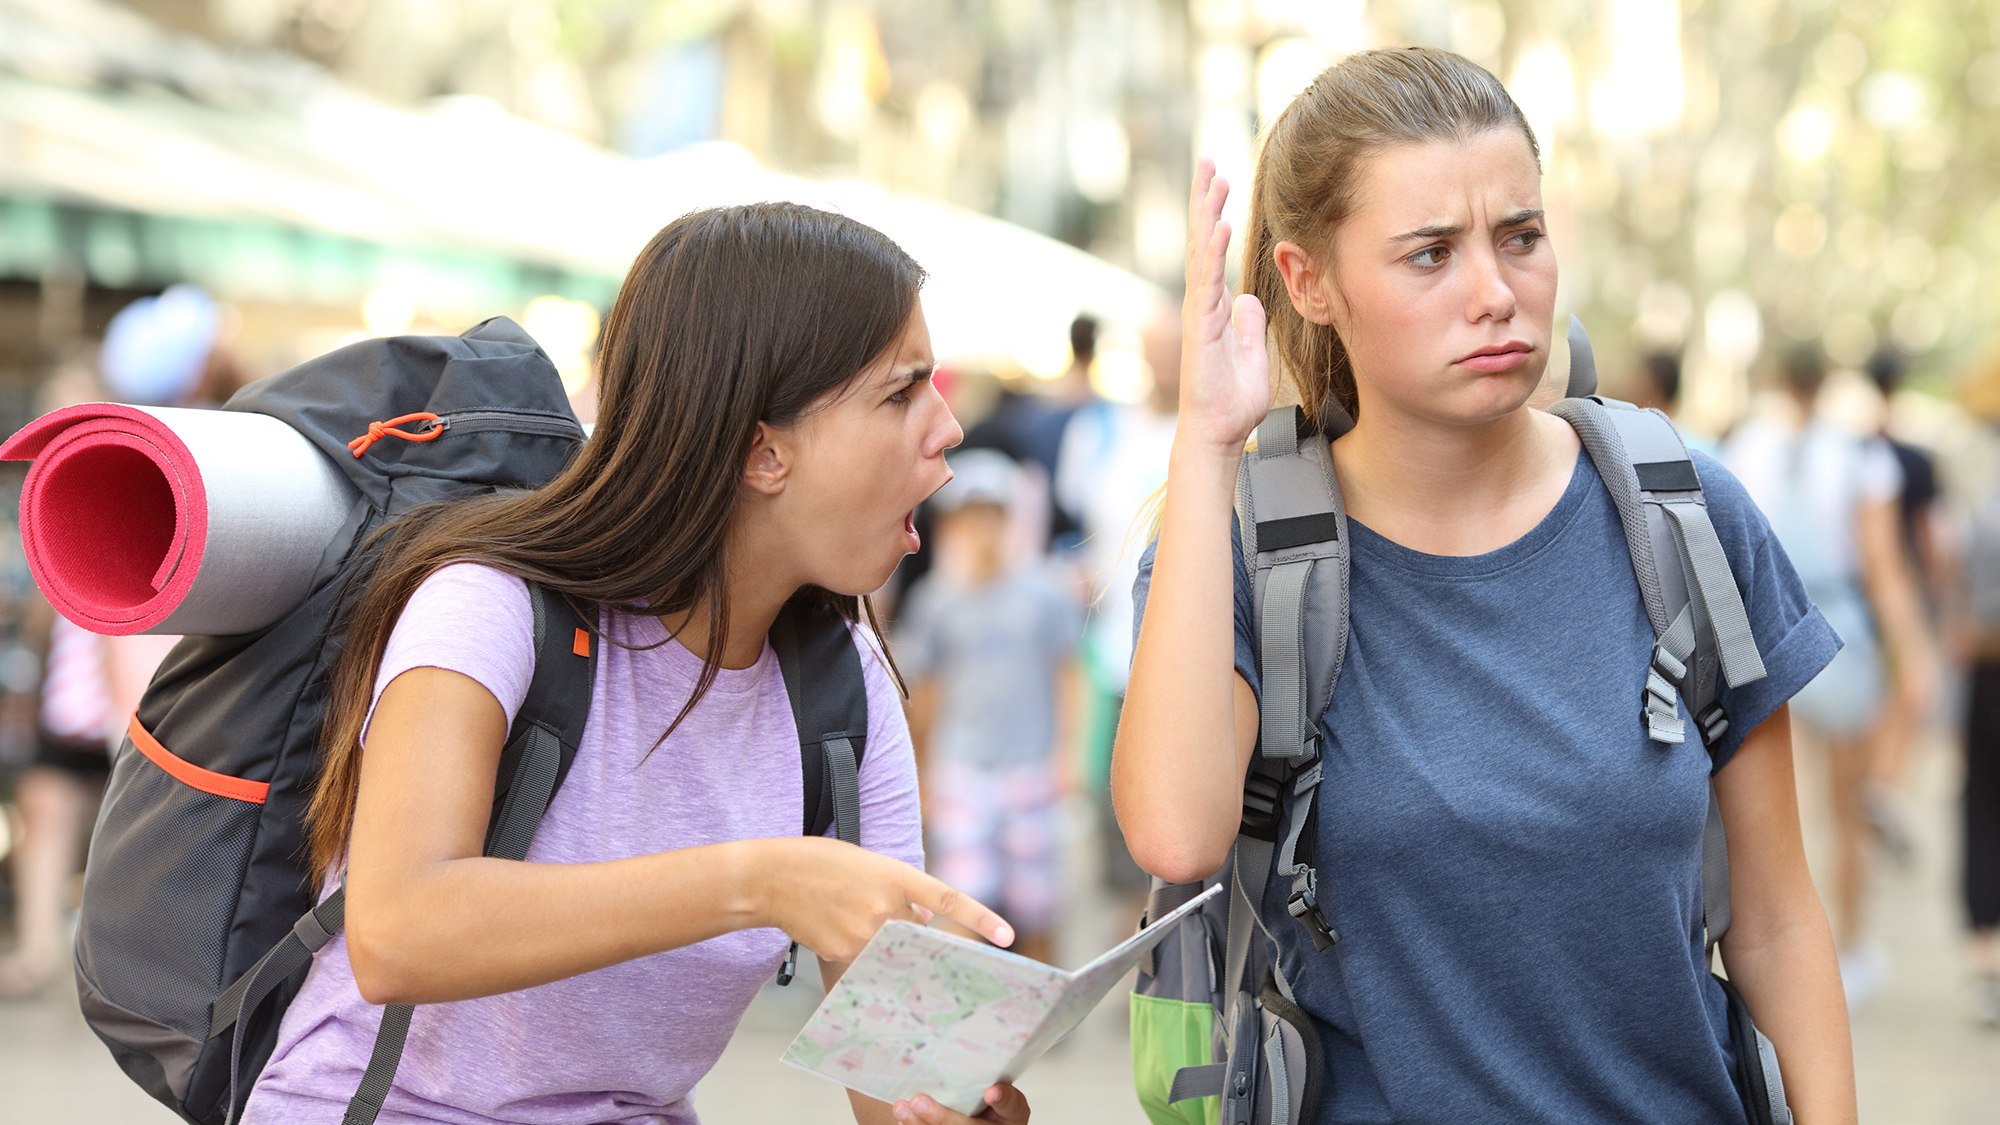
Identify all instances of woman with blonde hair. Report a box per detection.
[1116,48,1856,1122]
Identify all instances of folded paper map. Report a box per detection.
[781,883,1224,1113]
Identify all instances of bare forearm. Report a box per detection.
[1721,917,1857,1124]
[1857,499,1930,664]
[348,839,768,1004]
[1113,441,1254,881]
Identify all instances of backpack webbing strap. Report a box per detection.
[340,1004,413,1125]
[1168,1062,1227,1104]
[215,886,346,1124]
[1237,407,1347,763]
[769,594,870,985]
[1703,780,1733,951]
[1661,502,1767,691]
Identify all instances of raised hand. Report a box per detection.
[755,835,1014,964]
[1178,157,1273,456]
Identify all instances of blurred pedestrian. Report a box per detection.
[899,451,1082,966]
[1054,301,1179,914]
[1863,347,1946,855]
[1628,350,1716,456]
[1722,344,1936,1007]
[962,314,1099,548]
[1956,355,2000,1026]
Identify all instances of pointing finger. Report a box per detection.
[917,875,1015,949]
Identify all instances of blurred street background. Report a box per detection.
[5,0,2000,1120]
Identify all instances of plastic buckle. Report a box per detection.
[776,941,799,986]
[1696,702,1729,747]
[1240,771,1285,839]
[1286,868,1341,950]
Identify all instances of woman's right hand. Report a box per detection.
[751,836,1013,963]
[1179,156,1272,457]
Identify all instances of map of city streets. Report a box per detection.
[782,885,1222,1114]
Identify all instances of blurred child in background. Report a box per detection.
[899,451,1082,964]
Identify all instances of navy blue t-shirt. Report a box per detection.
[1132,449,1838,1124]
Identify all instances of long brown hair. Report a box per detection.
[1243,47,1537,431]
[306,203,926,885]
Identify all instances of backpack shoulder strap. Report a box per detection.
[218,580,597,1125]
[768,594,871,987]
[1235,405,1349,764]
[1227,406,1350,976]
[1548,394,1767,743]
[770,595,870,844]
[486,583,599,858]
[1549,319,1767,963]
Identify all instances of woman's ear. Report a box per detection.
[742,421,790,496]
[1272,241,1338,326]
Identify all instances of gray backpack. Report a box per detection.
[1130,319,1793,1125]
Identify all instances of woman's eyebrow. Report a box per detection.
[881,362,936,389]
[1389,208,1544,244]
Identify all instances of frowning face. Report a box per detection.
[1294,128,1557,431]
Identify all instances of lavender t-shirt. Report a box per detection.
[244,563,923,1125]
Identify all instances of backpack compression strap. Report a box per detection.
[769,594,871,985]
[212,582,597,1125]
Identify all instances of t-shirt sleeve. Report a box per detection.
[1691,450,1843,769]
[365,562,536,745]
[1130,519,1260,699]
[852,624,925,871]
[1859,436,1905,504]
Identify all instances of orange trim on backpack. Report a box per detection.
[127,714,270,805]
[573,628,591,657]
[347,412,443,458]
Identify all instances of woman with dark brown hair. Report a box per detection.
[242,203,1029,1125]
[1117,48,1855,1123]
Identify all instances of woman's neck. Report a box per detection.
[1330,402,1579,557]
[657,536,799,670]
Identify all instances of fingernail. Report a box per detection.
[996,924,1015,947]
[892,1103,909,1121]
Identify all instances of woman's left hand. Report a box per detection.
[891,1084,1029,1123]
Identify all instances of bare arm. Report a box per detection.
[1714,705,1858,1125]
[345,666,1012,1005]
[1112,158,1271,884]
[908,674,940,816]
[1854,494,1935,711]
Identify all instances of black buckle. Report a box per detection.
[1286,868,1341,950]
[1696,702,1729,747]
[1240,770,1285,840]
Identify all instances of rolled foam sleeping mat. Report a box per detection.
[0,403,360,636]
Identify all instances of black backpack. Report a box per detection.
[61,319,872,1125]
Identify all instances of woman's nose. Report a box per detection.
[926,385,964,456]
[1465,251,1518,323]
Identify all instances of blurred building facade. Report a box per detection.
[103,0,2000,433]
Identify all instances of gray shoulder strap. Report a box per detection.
[1235,406,1347,761]
[1550,319,1767,956]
